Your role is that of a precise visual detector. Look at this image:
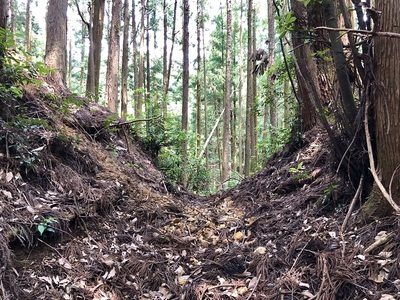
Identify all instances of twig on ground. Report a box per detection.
[341,174,364,233]
[246,274,261,300]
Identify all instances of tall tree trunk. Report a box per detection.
[222,0,232,183]
[105,0,122,113]
[68,39,72,87]
[244,0,253,177]
[45,0,68,86]
[121,0,130,120]
[290,0,317,132]
[181,0,189,187]
[85,2,95,96]
[91,0,105,101]
[145,3,151,131]
[132,0,139,117]
[162,0,168,116]
[80,20,86,93]
[0,0,8,29]
[162,0,177,116]
[267,0,276,144]
[238,0,244,175]
[196,0,202,156]
[250,7,257,171]
[24,0,32,53]
[363,0,400,218]
[323,0,356,126]
[136,0,145,119]
[10,0,15,36]
[202,5,209,169]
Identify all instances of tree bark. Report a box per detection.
[162,0,177,117]
[267,0,276,144]
[44,0,68,86]
[105,0,122,113]
[132,0,139,117]
[196,0,202,156]
[202,4,209,169]
[10,0,15,36]
[323,0,357,125]
[222,0,232,183]
[91,0,105,101]
[238,0,244,175]
[24,0,32,53]
[181,0,189,187]
[363,0,400,217]
[120,0,130,120]
[0,0,8,29]
[244,0,253,177]
[136,0,145,119]
[290,0,317,132]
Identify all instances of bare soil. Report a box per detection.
[0,80,399,300]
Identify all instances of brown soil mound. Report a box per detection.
[0,80,399,300]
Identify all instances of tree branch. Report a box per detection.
[316,26,400,39]
[109,115,162,127]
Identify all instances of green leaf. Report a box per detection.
[38,224,46,236]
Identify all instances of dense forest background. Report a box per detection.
[1,0,400,217]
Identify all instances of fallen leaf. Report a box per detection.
[233,231,244,241]
[6,172,13,182]
[177,275,190,285]
[237,286,248,295]
[1,190,12,199]
[380,295,396,300]
[254,246,266,255]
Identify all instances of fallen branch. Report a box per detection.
[341,174,364,233]
[198,108,225,159]
[316,26,400,39]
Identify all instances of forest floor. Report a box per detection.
[0,79,399,300]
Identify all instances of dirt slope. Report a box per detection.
[0,80,399,300]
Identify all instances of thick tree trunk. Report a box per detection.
[0,0,8,29]
[105,0,122,113]
[323,0,357,125]
[363,0,400,217]
[44,0,68,86]
[290,0,317,132]
[91,0,105,101]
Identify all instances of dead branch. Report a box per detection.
[316,26,400,39]
[341,174,364,233]
[109,115,162,127]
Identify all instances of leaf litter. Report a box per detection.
[0,80,399,299]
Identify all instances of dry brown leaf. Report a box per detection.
[233,231,244,241]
